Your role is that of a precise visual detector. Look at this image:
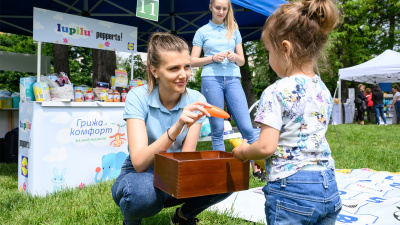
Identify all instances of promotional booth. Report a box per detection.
[18,8,137,196]
[338,50,400,124]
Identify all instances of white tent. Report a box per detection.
[339,49,400,84]
[335,50,400,124]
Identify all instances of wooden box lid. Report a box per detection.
[154,151,249,199]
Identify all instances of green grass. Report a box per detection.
[1,124,399,224]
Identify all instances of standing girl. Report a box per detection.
[112,33,231,225]
[191,0,263,179]
[232,0,342,224]
[365,88,374,124]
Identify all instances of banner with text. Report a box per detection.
[33,7,137,53]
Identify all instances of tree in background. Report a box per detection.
[0,34,51,93]
[186,68,202,92]
[118,54,147,80]
[68,46,92,87]
[0,33,94,92]
[327,0,400,101]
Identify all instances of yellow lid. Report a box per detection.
[103,90,107,92]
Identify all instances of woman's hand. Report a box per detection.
[177,101,211,128]
[213,52,227,63]
[227,51,236,63]
[232,139,248,162]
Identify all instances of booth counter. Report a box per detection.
[18,101,128,196]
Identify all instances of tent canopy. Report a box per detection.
[338,50,400,84]
[0,0,287,52]
[0,51,51,74]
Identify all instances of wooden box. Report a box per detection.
[154,151,249,199]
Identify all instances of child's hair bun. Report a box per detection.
[301,0,338,34]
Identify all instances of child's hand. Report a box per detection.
[226,51,236,62]
[213,52,227,62]
[232,139,248,162]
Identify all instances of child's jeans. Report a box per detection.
[263,169,342,225]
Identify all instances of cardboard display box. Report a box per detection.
[154,151,249,199]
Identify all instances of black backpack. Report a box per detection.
[1,128,19,164]
[354,98,362,106]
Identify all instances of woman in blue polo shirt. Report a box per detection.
[111,33,231,225]
[191,0,264,179]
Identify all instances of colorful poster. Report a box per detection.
[18,102,128,196]
[33,8,137,53]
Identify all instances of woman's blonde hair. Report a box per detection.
[262,0,339,70]
[358,84,365,91]
[146,32,189,94]
[210,0,238,41]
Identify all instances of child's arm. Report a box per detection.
[232,124,279,162]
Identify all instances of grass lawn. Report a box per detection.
[1,124,399,224]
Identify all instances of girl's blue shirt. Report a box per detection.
[193,20,242,77]
[123,84,206,153]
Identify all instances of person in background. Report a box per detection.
[355,84,368,125]
[365,87,374,124]
[372,85,387,126]
[232,0,341,224]
[392,86,400,124]
[111,32,231,225]
[190,0,265,181]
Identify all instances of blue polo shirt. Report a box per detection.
[123,84,206,153]
[193,20,242,77]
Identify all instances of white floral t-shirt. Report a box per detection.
[255,75,335,181]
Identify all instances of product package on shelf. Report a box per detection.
[0,95,12,109]
[93,88,109,101]
[112,69,128,89]
[74,85,90,95]
[129,78,147,89]
[42,74,74,100]
[20,76,37,101]
[11,93,20,108]
[33,82,51,101]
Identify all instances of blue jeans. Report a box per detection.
[111,156,232,225]
[201,76,256,150]
[395,102,400,123]
[374,104,386,124]
[263,169,342,225]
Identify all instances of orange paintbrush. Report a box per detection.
[180,105,230,134]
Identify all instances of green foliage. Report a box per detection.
[0,33,94,91]
[118,54,147,80]
[0,34,51,93]
[323,0,400,92]
[186,67,202,92]
[68,46,92,87]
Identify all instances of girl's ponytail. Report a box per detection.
[262,0,339,69]
[301,0,338,34]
